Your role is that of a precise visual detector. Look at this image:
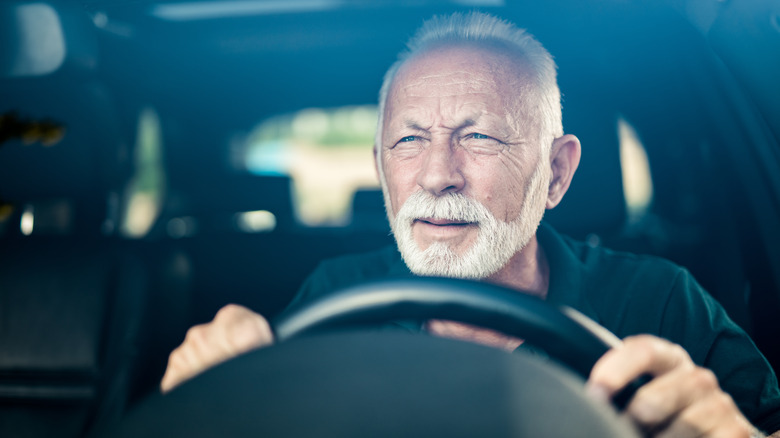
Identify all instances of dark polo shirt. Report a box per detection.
[287,223,780,433]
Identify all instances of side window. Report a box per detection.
[241,105,379,226]
[120,107,166,238]
[618,116,653,223]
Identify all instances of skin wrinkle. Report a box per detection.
[375,35,564,185]
[386,82,527,147]
[464,46,538,144]
[393,121,521,154]
[401,71,498,92]
[387,62,530,219]
[393,104,493,137]
[381,44,552,285]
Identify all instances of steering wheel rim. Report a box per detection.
[273,277,620,379]
[107,277,643,438]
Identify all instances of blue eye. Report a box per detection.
[471,133,489,139]
[400,136,416,142]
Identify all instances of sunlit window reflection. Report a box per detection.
[20,204,34,235]
[121,107,166,238]
[235,210,276,233]
[243,105,379,226]
[618,117,654,222]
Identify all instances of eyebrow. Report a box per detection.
[402,118,477,133]
[403,120,428,132]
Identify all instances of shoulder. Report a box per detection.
[540,223,686,310]
[576,240,693,332]
[540,224,706,339]
[545,225,747,359]
[574,237,686,295]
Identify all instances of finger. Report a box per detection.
[425,319,523,352]
[160,370,176,393]
[426,319,468,337]
[626,365,718,430]
[160,305,273,393]
[159,354,178,392]
[655,391,751,438]
[189,304,272,359]
[161,346,197,393]
[188,322,232,359]
[588,335,692,398]
[218,305,274,353]
[160,333,227,393]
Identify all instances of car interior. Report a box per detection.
[1,0,779,436]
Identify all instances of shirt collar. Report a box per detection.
[536,222,600,322]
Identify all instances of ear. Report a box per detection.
[546,134,581,210]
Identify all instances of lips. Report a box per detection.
[416,217,474,226]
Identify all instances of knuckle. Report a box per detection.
[691,367,719,389]
[713,422,751,438]
[625,335,657,352]
[629,391,665,424]
[167,348,181,365]
[589,347,629,384]
[669,343,692,362]
[697,391,740,424]
[231,319,270,348]
[215,303,246,321]
[711,392,737,414]
[625,341,655,368]
[184,324,208,344]
[167,347,190,370]
[243,310,266,327]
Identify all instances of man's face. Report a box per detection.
[379,44,551,279]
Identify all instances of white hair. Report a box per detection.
[374,11,563,175]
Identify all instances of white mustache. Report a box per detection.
[395,191,494,224]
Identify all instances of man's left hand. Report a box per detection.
[588,334,762,437]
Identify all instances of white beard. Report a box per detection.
[388,161,549,279]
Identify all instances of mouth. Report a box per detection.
[415,218,475,227]
[410,217,479,244]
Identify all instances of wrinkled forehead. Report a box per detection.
[394,69,501,100]
[381,43,539,141]
[390,42,535,100]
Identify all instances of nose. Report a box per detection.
[416,139,465,196]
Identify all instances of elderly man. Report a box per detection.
[161,12,780,437]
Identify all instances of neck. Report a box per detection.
[485,235,549,299]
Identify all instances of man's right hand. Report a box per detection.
[160,304,274,393]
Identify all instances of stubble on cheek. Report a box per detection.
[381,153,419,223]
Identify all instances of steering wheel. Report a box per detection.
[107,278,641,438]
[274,277,623,379]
